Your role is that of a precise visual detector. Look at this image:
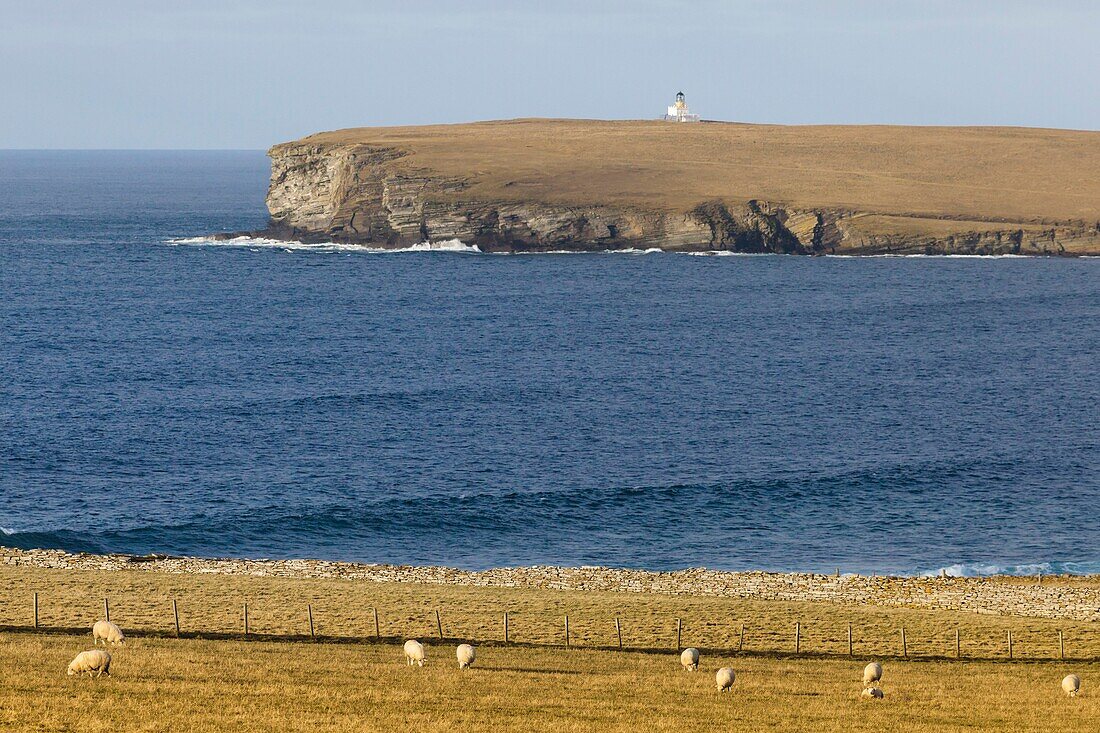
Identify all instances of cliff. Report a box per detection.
[256,120,1100,255]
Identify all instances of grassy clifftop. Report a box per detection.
[289,119,1099,221]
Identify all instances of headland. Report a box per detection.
[238,119,1100,255]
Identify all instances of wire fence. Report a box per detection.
[3,591,1096,662]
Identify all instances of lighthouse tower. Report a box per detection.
[664,91,700,122]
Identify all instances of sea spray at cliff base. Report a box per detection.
[2,151,1098,577]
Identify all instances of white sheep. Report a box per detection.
[92,620,125,646]
[680,647,700,671]
[67,649,112,678]
[404,639,426,667]
[1062,674,1080,698]
[863,662,883,687]
[456,643,476,669]
[861,686,884,699]
[715,667,735,692]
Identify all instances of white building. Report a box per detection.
[664,91,700,122]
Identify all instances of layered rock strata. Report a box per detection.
[254,140,1099,255]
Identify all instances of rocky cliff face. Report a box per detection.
[260,142,1099,255]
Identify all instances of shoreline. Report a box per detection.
[205,230,1096,257]
[5,546,1098,622]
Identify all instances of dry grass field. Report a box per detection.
[1,565,1097,730]
[292,119,1100,226]
[2,565,1098,661]
[1,632,1095,732]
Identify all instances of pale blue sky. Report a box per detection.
[3,0,1098,148]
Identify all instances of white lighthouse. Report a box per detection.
[664,91,700,122]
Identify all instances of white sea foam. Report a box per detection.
[168,237,1082,260]
[827,253,1033,259]
[921,561,1100,577]
[684,250,774,257]
[167,236,481,254]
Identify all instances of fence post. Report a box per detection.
[738,623,745,653]
[901,627,907,658]
[33,592,39,630]
[1059,630,1064,660]
[373,608,380,639]
[243,603,249,637]
[172,599,180,637]
[1007,630,1013,660]
[504,611,509,644]
[676,618,682,649]
[308,605,315,638]
[103,598,110,623]
[435,610,443,639]
[615,617,622,650]
[565,615,570,647]
[955,628,960,659]
[795,622,801,655]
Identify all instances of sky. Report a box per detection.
[2,0,1098,148]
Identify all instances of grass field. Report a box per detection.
[288,119,1100,226]
[2,565,1098,730]
[2,565,1098,661]
[1,632,1095,732]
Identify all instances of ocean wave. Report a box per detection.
[922,561,1100,577]
[167,235,481,254]
[3,462,1097,575]
[683,250,776,257]
[165,239,1063,258]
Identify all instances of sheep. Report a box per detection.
[862,662,883,687]
[92,620,125,646]
[715,667,735,692]
[67,649,111,678]
[861,686,884,699]
[680,647,700,671]
[456,643,476,669]
[1062,674,1080,698]
[404,639,426,667]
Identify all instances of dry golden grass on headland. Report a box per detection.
[2,562,1099,662]
[293,119,1100,230]
[1,633,1095,732]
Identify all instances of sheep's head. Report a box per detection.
[67,666,76,676]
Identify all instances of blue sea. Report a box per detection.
[1,150,1098,576]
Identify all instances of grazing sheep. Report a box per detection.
[456,644,476,669]
[863,662,883,687]
[403,639,426,667]
[861,686,884,699]
[92,620,125,646]
[715,667,735,692]
[680,648,700,671]
[1062,674,1080,698]
[67,649,112,678]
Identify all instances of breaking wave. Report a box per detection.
[922,561,1100,577]
[4,463,1098,576]
[166,238,1061,259]
[168,235,481,254]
